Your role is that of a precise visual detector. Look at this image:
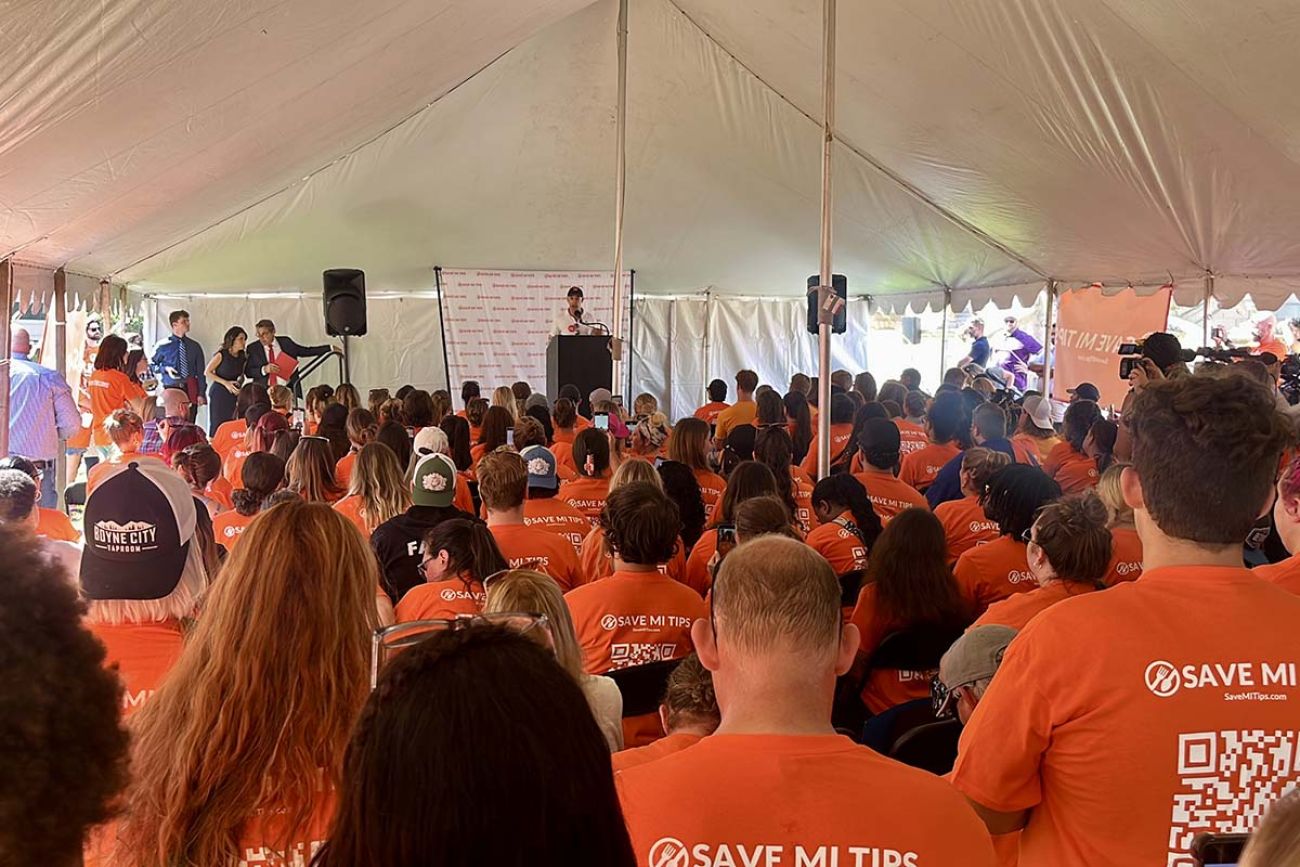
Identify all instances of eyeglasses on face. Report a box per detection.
[370,612,551,688]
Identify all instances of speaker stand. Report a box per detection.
[342,335,351,384]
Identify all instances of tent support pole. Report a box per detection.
[1043,280,1056,402]
[938,289,951,384]
[610,0,629,395]
[54,269,68,507]
[1202,273,1213,348]
[0,259,11,457]
[815,0,836,480]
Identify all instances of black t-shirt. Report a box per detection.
[370,505,471,603]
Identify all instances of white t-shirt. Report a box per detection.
[581,673,624,752]
[552,308,601,337]
[37,536,83,584]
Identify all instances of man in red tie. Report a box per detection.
[244,319,340,395]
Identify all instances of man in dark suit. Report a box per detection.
[244,318,340,395]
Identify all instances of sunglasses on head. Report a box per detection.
[370,613,551,688]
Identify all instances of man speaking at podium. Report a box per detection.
[551,286,607,336]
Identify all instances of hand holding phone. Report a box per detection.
[717,524,738,557]
[594,412,610,431]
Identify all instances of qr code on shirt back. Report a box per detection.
[1166,730,1300,866]
[610,643,677,669]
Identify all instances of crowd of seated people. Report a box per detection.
[6,335,1300,867]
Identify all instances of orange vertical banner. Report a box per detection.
[1053,285,1172,409]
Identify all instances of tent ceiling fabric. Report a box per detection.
[5,0,1300,306]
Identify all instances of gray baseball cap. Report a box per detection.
[936,625,1018,715]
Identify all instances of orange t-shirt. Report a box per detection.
[565,569,707,674]
[213,509,257,551]
[523,496,590,552]
[236,793,335,867]
[223,446,252,484]
[799,423,855,478]
[1013,432,1063,466]
[694,401,730,425]
[953,535,1035,616]
[849,584,942,712]
[804,515,869,575]
[86,451,164,493]
[973,581,1098,630]
[611,731,705,773]
[453,472,474,515]
[951,565,1300,867]
[86,369,146,447]
[394,577,485,621]
[1255,337,1289,360]
[553,441,577,476]
[896,419,929,456]
[335,451,357,489]
[618,733,997,867]
[37,507,80,542]
[713,399,756,443]
[693,467,727,510]
[790,477,816,534]
[333,494,370,537]
[935,494,999,563]
[853,470,928,523]
[205,476,234,512]
[682,531,719,597]
[489,522,586,591]
[1043,442,1099,494]
[579,526,689,585]
[210,419,248,462]
[89,620,185,716]
[899,441,962,491]
[1253,553,1300,595]
[1105,526,1144,585]
[559,476,611,522]
[552,427,577,445]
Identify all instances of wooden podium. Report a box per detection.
[547,335,613,400]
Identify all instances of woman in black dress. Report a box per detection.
[205,326,249,434]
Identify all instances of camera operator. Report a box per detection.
[1114,332,1191,462]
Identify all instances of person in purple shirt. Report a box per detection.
[994,315,1043,390]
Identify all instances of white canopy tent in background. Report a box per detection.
[6,0,1300,402]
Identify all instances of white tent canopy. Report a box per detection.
[6,0,1300,309]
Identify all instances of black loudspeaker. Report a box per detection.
[806,274,847,335]
[323,268,367,336]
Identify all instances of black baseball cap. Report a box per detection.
[567,286,584,298]
[1067,382,1101,402]
[80,461,196,601]
[1141,332,1185,370]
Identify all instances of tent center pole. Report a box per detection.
[1043,280,1056,402]
[1202,273,1213,348]
[611,0,629,395]
[938,289,951,385]
[816,0,836,479]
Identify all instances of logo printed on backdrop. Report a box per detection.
[439,269,631,395]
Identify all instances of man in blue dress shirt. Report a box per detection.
[150,310,206,422]
[8,328,80,507]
